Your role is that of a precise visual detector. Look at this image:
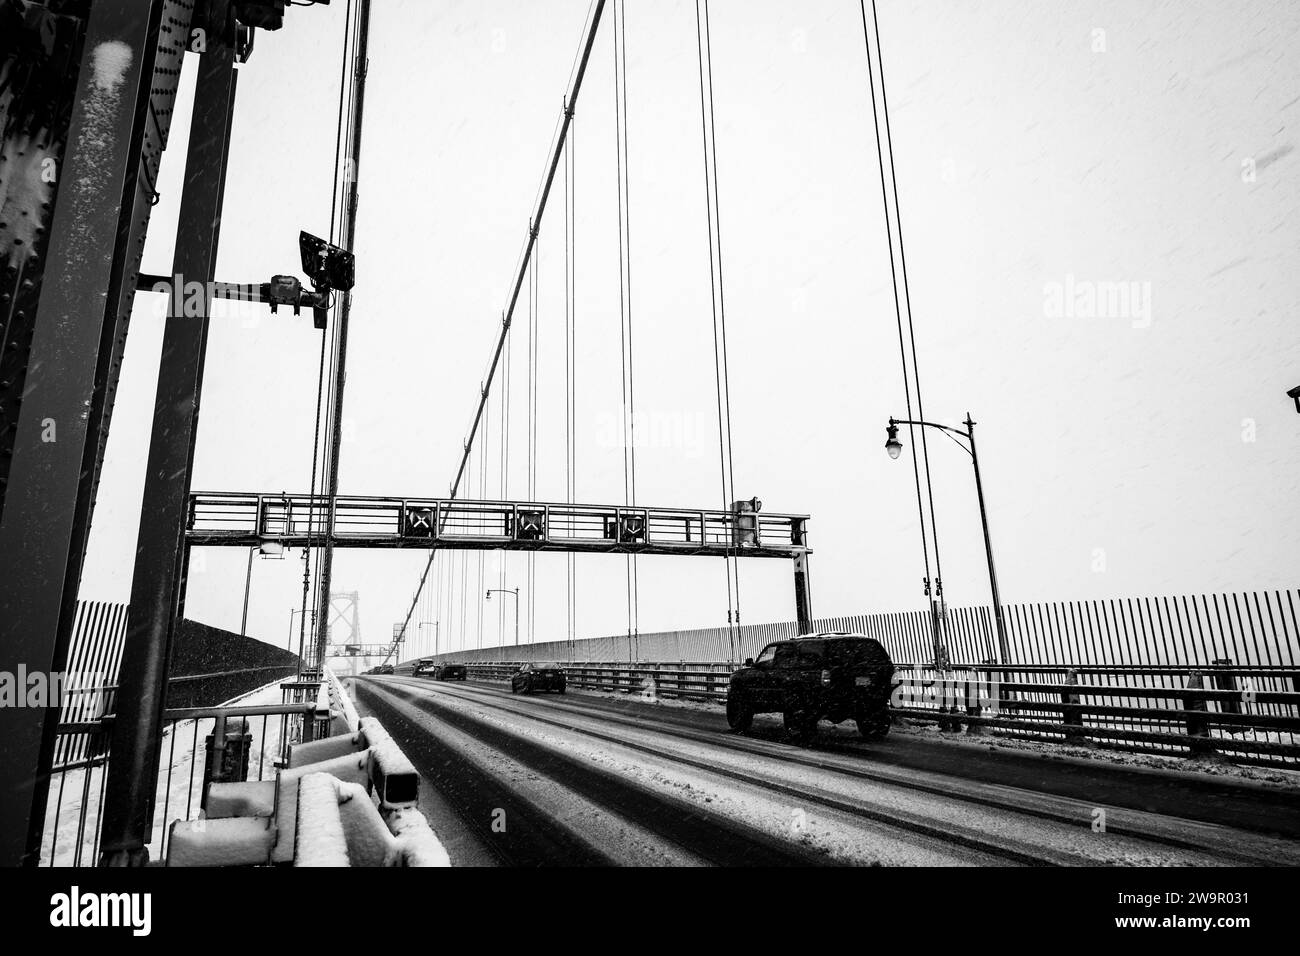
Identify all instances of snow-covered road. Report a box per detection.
[350,676,1300,867]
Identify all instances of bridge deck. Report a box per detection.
[187,492,810,559]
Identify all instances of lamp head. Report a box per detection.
[885,422,903,460]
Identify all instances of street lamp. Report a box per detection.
[884,422,903,459]
[1288,384,1300,414]
[418,620,439,656]
[241,540,286,637]
[288,608,314,654]
[486,588,520,646]
[884,413,1009,665]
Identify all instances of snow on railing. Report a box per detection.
[166,676,446,866]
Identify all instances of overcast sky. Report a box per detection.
[78,0,1300,658]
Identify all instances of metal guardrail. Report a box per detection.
[451,660,1300,767]
[42,681,324,867]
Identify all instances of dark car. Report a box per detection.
[373,663,395,676]
[725,633,894,742]
[510,661,566,694]
[433,663,467,681]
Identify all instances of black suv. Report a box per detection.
[510,661,566,695]
[726,633,894,741]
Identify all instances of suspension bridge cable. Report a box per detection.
[613,0,639,651]
[869,0,946,606]
[478,432,487,648]
[316,0,372,667]
[527,235,539,643]
[694,0,737,651]
[859,0,945,637]
[300,0,358,666]
[621,0,640,648]
[564,127,573,652]
[392,1,609,651]
[700,0,741,628]
[564,108,579,655]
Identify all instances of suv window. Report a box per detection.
[754,645,777,665]
[795,640,826,665]
[827,638,887,666]
[773,644,801,668]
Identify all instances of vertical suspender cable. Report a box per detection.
[392,0,608,650]
[613,0,639,654]
[860,0,946,658]
[315,0,372,669]
[695,0,739,656]
[701,0,741,630]
[299,0,356,667]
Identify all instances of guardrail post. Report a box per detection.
[1061,668,1083,740]
[207,714,227,802]
[964,669,984,735]
[1183,670,1213,755]
[1211,658,1242,727]
[934,668,958,732]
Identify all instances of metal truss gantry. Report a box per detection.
[186,490,815,633]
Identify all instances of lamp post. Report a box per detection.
[885,413,1010,665]
[419,620,439,656]
[240,540,285,637]
[486,588,520,646]
[288,607,316,657]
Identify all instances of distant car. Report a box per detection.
[373,663,394,675]
[510,661,566,695]
[413,660,467,680]
[725,633,894,742]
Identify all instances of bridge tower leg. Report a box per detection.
[99,15,238,867]
[0,0,183,868]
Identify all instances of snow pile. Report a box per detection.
[270,751,370,864]
[333,780,392,867]
[386,807,452,867]
[166,817,275,867]
[326,666,361,732]
[292,774,449,867]
[0,133,54,261]
[285,730,365,769]
[91,41,133,92]
[293,773,351,867]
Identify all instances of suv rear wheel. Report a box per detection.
[856,706,890,740]
[725,697,753,732]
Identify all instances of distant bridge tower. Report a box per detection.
[326,591,362,648]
